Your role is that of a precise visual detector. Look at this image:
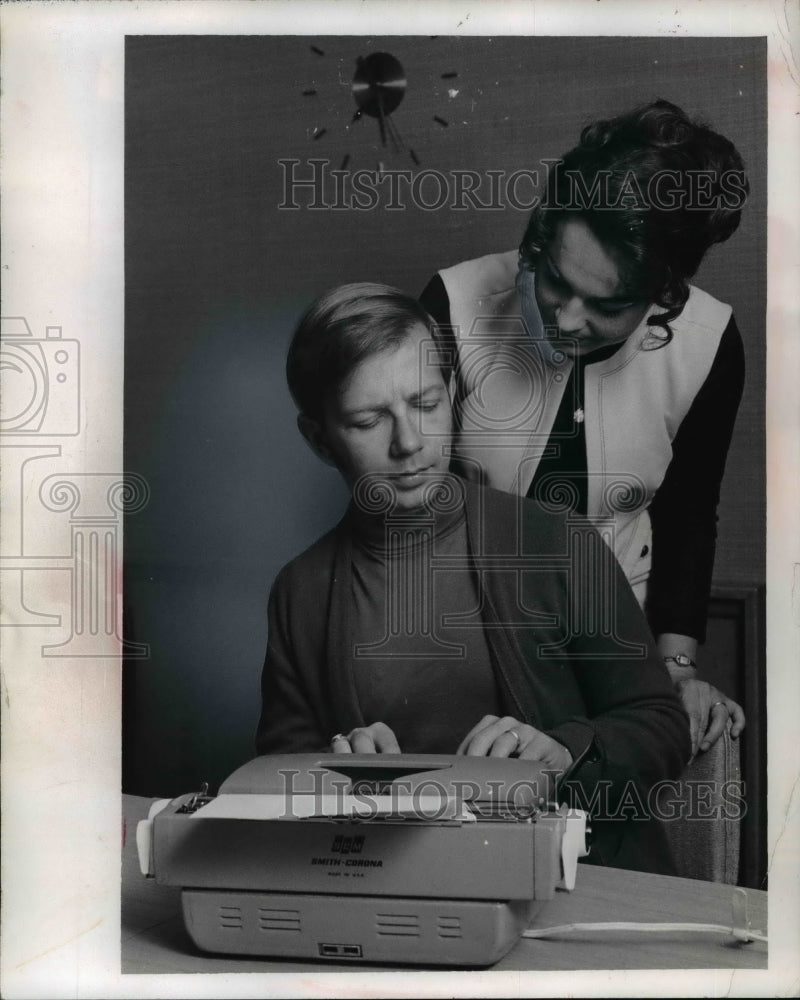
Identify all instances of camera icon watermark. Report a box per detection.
[1,315,148,657]
[0,317,80,436]
[415,322,574,448]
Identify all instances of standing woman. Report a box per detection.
[420,100,748,755]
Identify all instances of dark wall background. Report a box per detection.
[123,35,766,796]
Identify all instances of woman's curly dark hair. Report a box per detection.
[520,100,749,343]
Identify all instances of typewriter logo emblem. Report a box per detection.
[331,835,365,855]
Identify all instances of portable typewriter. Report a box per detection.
[137,754,589,967]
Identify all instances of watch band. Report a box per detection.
[663,653,697,669]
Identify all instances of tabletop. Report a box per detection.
[122,794,767,974]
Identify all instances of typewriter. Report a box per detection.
[137,754,589,967]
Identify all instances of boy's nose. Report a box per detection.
[390,416,423,458]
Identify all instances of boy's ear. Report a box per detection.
[297,414,338,468]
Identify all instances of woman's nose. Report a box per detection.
[390,415,423,457]
[556,296,587,334]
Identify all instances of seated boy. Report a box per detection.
[256,282,691,874]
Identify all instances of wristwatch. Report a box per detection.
[663,653,697,669]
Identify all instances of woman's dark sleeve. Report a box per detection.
[645,316,745,642]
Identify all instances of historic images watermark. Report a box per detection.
[278,159,749,213]
[272,767,747,824]
[0,316,149,657]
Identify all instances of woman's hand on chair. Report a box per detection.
[675,679,745,756]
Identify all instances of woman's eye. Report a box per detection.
[594,302,632,317]
[419,400,440,412]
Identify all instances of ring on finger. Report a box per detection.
[507,729,520,746]
[711,701,729,714]
[331,733,349,744]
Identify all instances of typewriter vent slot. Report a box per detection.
[437,915,462,939]
[218,905,243,930]
[375,912,420,937]
[258,907,302,933]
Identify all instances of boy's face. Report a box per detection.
[306,323,453,511]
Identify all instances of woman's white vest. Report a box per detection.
[438,250,731,595]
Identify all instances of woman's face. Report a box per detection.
[534,217,649,358]
[312,323,453,511]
